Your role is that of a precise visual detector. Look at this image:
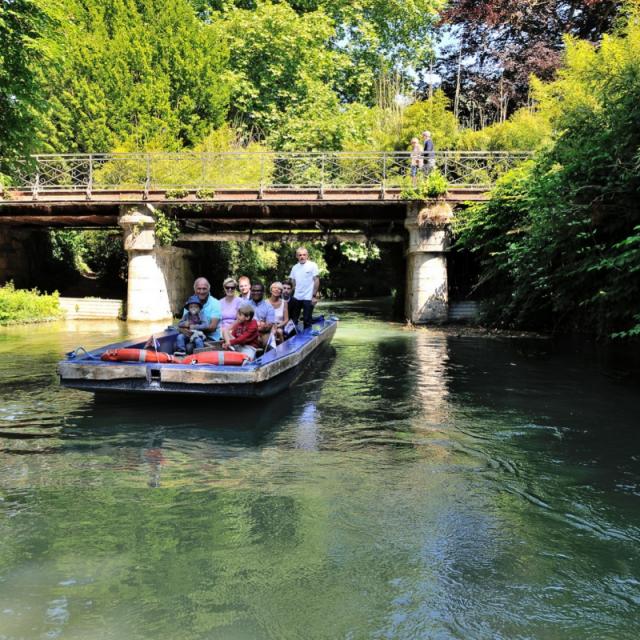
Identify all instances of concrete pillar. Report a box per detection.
[404,201,453,324]
[155,246,196,316]
[119,205,193,321]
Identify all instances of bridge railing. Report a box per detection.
[4,151,531,196]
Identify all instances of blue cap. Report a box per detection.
[184,295,203,310]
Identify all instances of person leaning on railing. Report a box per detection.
[422,131,436,175]
[410,137,424,185]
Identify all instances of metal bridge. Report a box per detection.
[1,150,530,200]
[0,151,531,323]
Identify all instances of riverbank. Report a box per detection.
[410,322,549,340]
[0,282,62,325]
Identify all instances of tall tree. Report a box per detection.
[222,2,346,138]
[432,0,621,128]
[195,0,445,104]
[36,0,230,153]
[455,9,640,337]
[0,0,51,169]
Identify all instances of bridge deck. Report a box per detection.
[0,187,487,229]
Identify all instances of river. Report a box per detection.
[0,301,639,639]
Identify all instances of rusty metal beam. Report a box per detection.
[178,232,405,243]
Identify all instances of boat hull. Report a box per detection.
[58,318,337,398]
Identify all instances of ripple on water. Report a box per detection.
[1,313,640,638]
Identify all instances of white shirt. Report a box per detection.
[267,299,286,323]
[289,261,319,301]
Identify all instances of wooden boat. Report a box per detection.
[58,316,338,398]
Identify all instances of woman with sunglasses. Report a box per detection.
[218,277,242,335]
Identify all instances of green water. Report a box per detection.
[1,303,639,639]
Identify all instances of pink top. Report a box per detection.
[219,296,242,329]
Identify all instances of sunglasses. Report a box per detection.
[225,285,236,291]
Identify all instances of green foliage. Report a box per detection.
[49,230,126,280]
[36,0,230,152]
[165,189,189,199]
[223,2,345,141]
[455,108,551,151]
[455,10,640,338]
[340,242,381,263]
[196,188,216,199]
[400,91,460,149]
[194,125,271,185]
[152,209,181,246]
[399,170,448,200]
[424,170,449,198]
[270,100,380,152]
[321,1,445,71]
[398,96,550,152]
[0,0,52,169]
[199,1,444,103]
[93,125,271,189]
[0,281,62,325]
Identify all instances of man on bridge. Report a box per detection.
[422,131,436,175]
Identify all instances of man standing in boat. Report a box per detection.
[179,277,222,342]
[288,247,320,330]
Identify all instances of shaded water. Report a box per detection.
[0,303,639,639]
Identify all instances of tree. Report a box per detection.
[222,2,346,139]
[0,0,51,169]
[455,8,640,337]
[35,0,230,153]
[197,0,445,104]
[400,90,460,149]
[433,0,621,128]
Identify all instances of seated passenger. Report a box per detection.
[219,277,242,331]
[223,304,261,360]
[249,281,275,348]
[238,275,252,300]
[266,281,289,343]
[181,277,222,341]
[175,295,209,355]
[282,278,293,303]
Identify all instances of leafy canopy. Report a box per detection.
[37,0,230,152]
[455,9,640,337]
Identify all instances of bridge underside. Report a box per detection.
[0,192,465,325]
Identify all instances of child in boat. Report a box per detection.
[222,304,261,360]
[175,295,209,355]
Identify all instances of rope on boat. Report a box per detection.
[67,346,101,360]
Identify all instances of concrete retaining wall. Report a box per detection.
[59,297,124,319]
[448,301,479,322]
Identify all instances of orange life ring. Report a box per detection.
[101,348,175,363]
[180,351,249,366]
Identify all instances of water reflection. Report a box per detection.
[0,310,639,639]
